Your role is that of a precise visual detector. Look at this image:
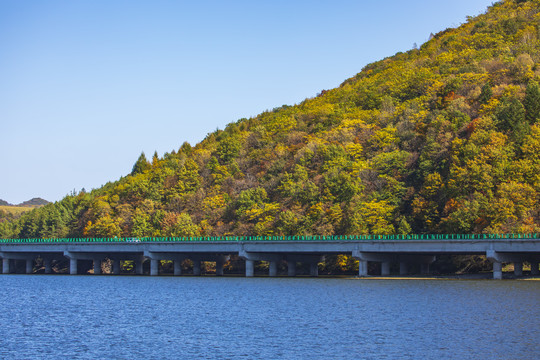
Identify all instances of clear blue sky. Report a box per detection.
[0,0,495,204]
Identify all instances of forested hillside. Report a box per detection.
[1,0,539,241]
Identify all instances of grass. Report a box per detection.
[0,205,37,215]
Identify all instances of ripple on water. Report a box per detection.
[0,276,539,359]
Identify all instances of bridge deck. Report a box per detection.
[1,236,539,279]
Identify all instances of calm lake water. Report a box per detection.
[0,275,539,359]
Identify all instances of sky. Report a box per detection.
[0,0,496,204]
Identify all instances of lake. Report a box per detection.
[0,275,539,359]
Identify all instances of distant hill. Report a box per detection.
[0,198,49,220]
[0,198,49,207]
[18,198,49,207]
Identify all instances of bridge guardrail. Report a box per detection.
[0,233,538,244]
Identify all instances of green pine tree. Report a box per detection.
[131,152,151,175]
[524,81,540,124]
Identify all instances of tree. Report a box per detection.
[132,152,151,175]
[152,151,159,166]
[495,96,528,142]
[496,96,525,131]
[524,81,540,124]
[161,212,200,237]
[348,199,395,235]
[478,83,493,104]
[216,137,241,164]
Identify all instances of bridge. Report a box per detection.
[1,234,539,279]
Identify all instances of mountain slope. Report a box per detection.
[1,0,539,240]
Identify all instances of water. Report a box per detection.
[0,276,538,359]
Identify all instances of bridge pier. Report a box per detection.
[113,259,121,275]
[514,262,523,277]
[310,262,318,277]
[174,260,182,276]
[287,261,296,277]
[399,262,408,275]
[193,260,201,276]
[1,252,39,274]
[135,259,144,275]
[93,259,101,275]
[381,261,391,276]
[239,250,282,277]
[64,251,109,275]
[245,260,254,277]
[150,259,159,276]
[215,257,224,276]
[485,250,540,279]
[2,258,10,274]
[44,258,52,274]
[70,258,77,275]
[144,251,188,276]
[358,260,368,277]
[269,261,278,277]
[492,261,502,279]
[26,259,33,274]
[352,251,396,277]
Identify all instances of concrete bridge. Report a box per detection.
[0,235,539,279]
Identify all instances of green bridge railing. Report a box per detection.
[0,234,538,244]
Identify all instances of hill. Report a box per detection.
[0,198,49,222]
[18,198,49,207]
[0,205,36,217]
[0,0,539,243]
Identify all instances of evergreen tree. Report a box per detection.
[495,96,526,132]
[131,152,151,175]
[478,82,493,104]
[524,81,540,124]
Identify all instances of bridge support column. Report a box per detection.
[150,259,159,276]
[193,260,201,276]
[287,261,296,277]
[44,258,52,274]
[486,250,533,279]
[352,251,398,277]
[174,260,182,276]
[514,262,523,277]
[245,260,254,277]
[399,262,408,275]
[113,259,121,275]
[2,258,10,274]
[93,259,101,275]
[26,259,33,274]
[135,259,144,275]
[531,262,539,275]
[493,261,502,280]
[215,258,224,276]
[269,261,278,277]
[310,262,319,277]
[70,258,78,275]
[358,260,368,277]
[239,251,282,277]
[381,262,391,276]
